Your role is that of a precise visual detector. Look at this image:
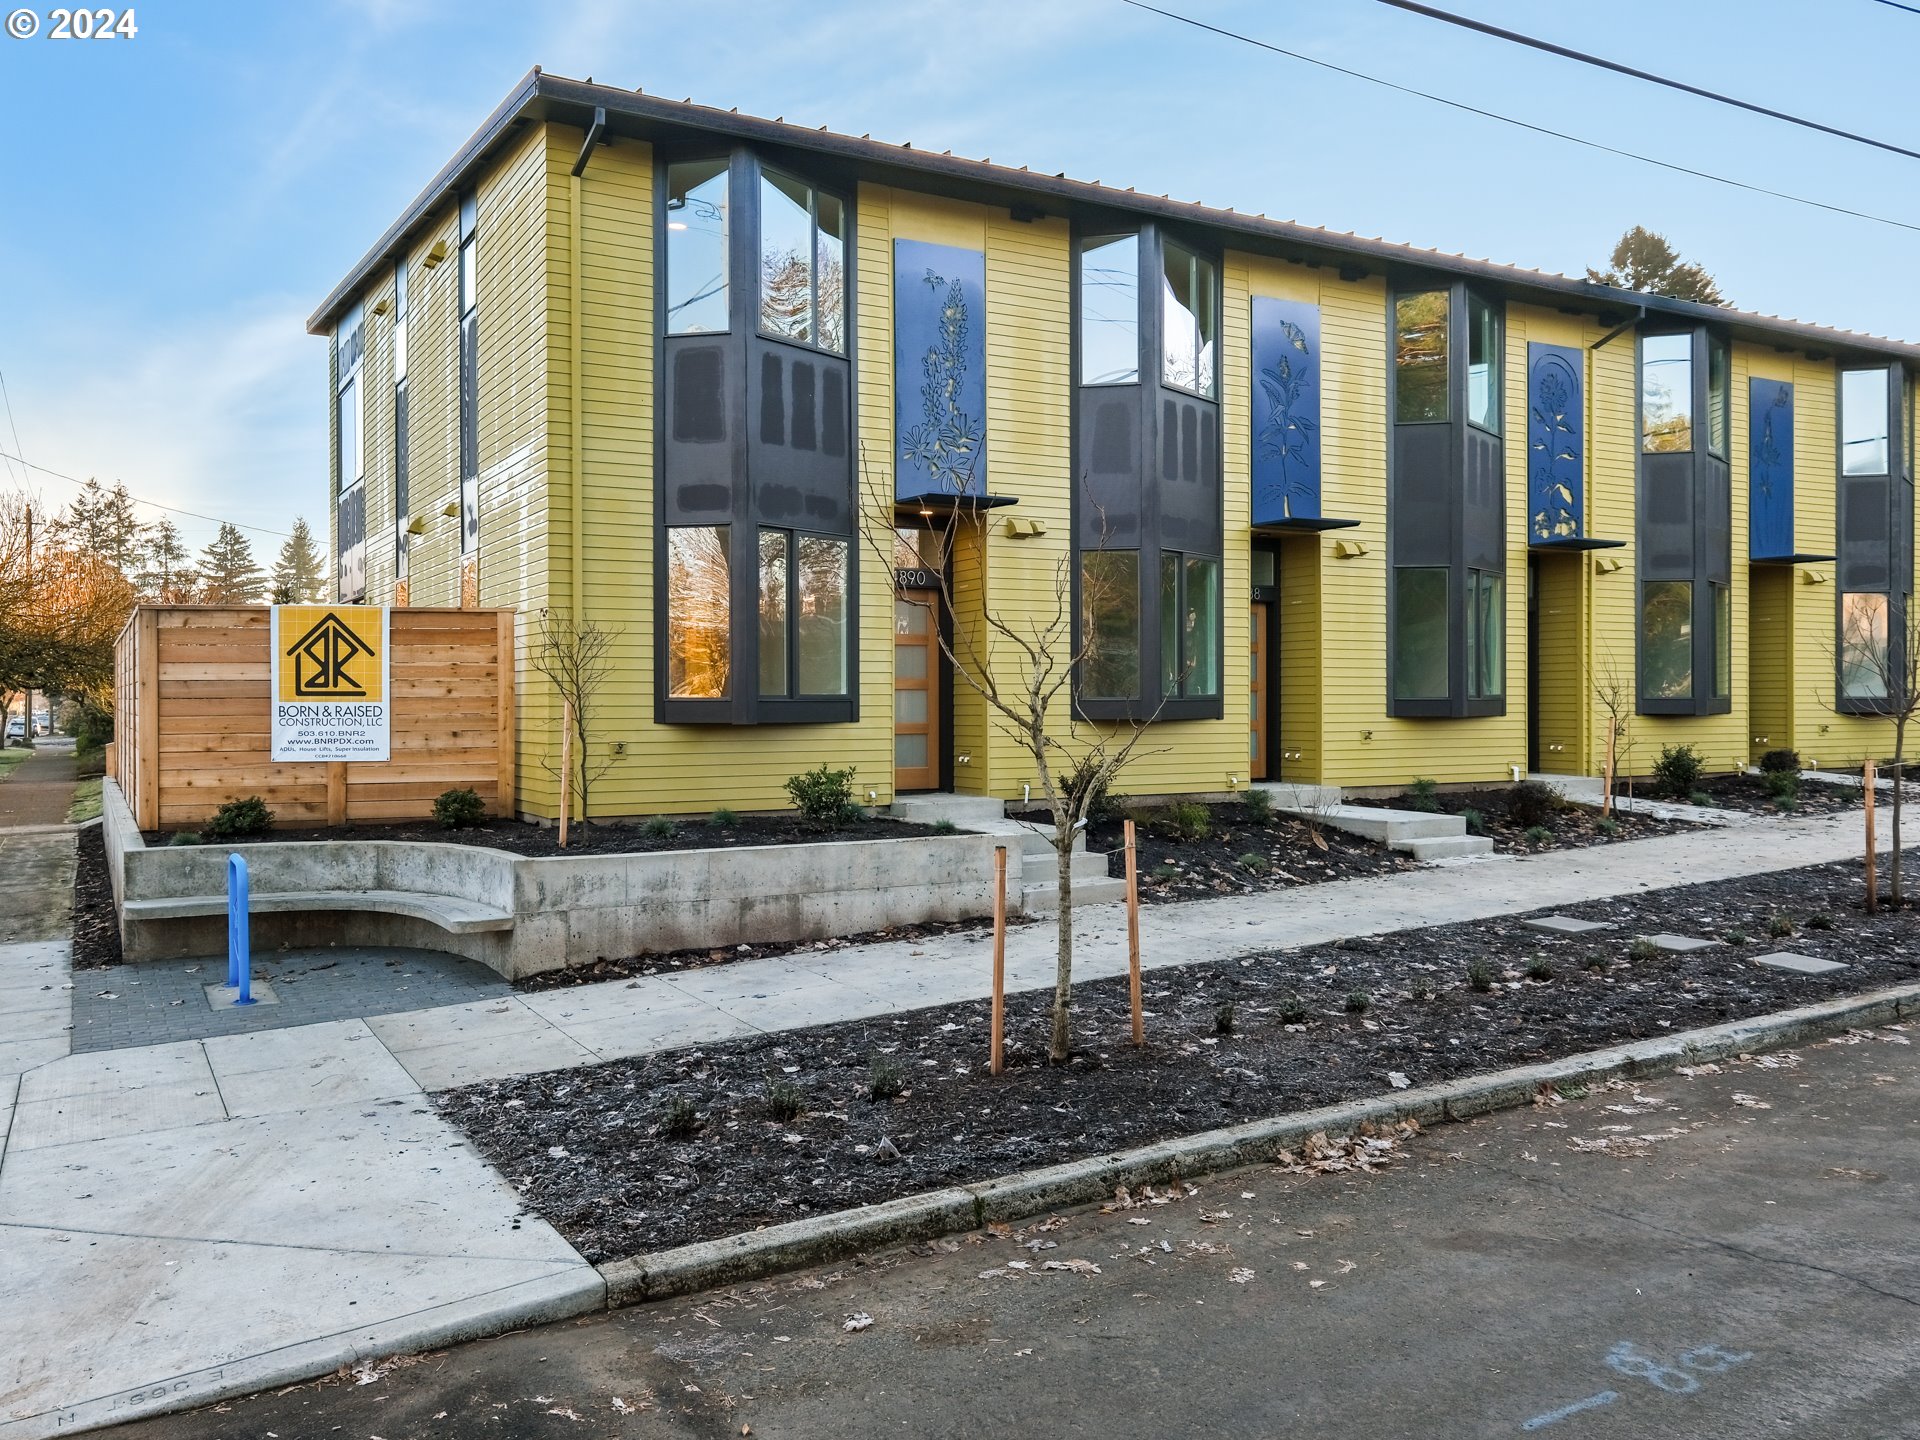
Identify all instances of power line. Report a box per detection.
[1117,0,1920,236]
[1377,0,1920,163]
[1872,0,1920,15]
[0,450,292,539]
[0,368,28,488]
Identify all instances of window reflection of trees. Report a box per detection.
[668,526,731,698]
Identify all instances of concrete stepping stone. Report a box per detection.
[1522,915,1613,935]
[1642,933,1718,953]
[1752,951,1848,975]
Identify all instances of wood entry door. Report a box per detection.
[1249,603,1270,781]
[895,591,940,792]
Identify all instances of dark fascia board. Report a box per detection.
[308,71,1920,367]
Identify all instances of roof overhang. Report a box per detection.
[307,69,1920,368]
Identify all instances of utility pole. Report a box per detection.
[19,503,30,750]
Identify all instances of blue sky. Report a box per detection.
[2,0,1915,560]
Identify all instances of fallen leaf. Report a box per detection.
[1730,1093,1772,1109]
[844,1313,873,1332]
[1388,1072,1411,1090]
[1227,1268,1254,1284]
[1041,1259,1103,1275]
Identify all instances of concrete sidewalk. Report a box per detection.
[0,805,1889,1437]
[0,742,77,831]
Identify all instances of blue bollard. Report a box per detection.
[227,853,256,1006]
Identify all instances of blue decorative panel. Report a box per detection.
[1749,377,1795,558]
[1527,342,1584,542]
[894,239,986,499]
[1250,297,1321,524]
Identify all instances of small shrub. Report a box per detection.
[1410,976,1436,1001]
[1725,929,1749,947]
[1278,994,1309,1024]
[1407,777,1442,813]
[1525,957,1554,982]
[1595,815,1621,838]
[1064,757,1121,823]
[1462,807,1486,836]
[1583,954,1609,972]
[764,1080,806,1123]
[1467,960,1495,992]
[707,807,740,828]
[1768,912,1795,939]
[1653,743,1706,800]
[867,1056,906,1101]
[207,795,273,840]
[167,831,203,847]
[1775,795,1799,813]
[784,763,862,829]
[931,818,959,835]
[1629,937,1661,962]
[1150,861,1181,884]
[1762,770,1800,803]
[1758,748,1802,776]
[1344,988,1371,1015]
[659,1095,702,1140]
[1237,851,1272,875]
[1152,801,1212,843]
[1240,787,1274,823]
[432,787,486,830]
[1687,790,1712,807]
[1508,780,1560,829]
[1522,825,1554,849]
[639,816,677,841]
[1214,1001,1236,1035]
[1559,1082,1590,1102]
[1807,912,1835,931]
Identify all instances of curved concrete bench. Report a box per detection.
[122,889,513,932]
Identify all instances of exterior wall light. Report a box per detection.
[421,240,449,269]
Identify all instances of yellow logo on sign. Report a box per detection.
[276,606,385,701]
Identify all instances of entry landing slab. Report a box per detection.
[1753,951,1848,975]
[1642,932,1720,953]
[1520,915,1613,936]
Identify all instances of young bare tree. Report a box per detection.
[530,609,620,828]
[1833,596,1920,907]
[863,462,1167,1062]
[1593,662,1635,817]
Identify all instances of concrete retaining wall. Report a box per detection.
[103,780,1019,979]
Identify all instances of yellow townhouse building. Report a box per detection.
[311,70,1918,821]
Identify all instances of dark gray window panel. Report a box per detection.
[1835,366,1912,715]
[654,148,858,727]
[1071,221,1222,722]
[1386,282,1505,718]
[1634,328,1731,716]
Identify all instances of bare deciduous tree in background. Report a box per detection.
[531,609,619,828]
[862,462,1166,1063]
[1594,662,1635,817]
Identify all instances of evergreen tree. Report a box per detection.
[268,517,326,604]
[1586,226,1727,306]
[196,523,266,603]
[135,518,197,601]
[48,479,145,574]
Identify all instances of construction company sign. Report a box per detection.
[269,605,391,762]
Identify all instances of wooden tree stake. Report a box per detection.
[1125,818,1143,1046]
[1602,727,1616,818]
[1865,757,1878,913]
[991,844,1007,1075]
[559,697,573,850]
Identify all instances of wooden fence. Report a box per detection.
[113,605,515,831]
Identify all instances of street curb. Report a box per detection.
[598,981,1920,1306]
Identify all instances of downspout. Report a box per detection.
[1584,304,1643,775]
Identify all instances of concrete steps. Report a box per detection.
[889,794,1009,828]
[891,794,1123,912]
[1020,847,1127,912]
[1263,790,1494,861]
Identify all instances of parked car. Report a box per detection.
[4,718,24,742]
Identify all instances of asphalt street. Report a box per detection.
[102,1024,1920,1440]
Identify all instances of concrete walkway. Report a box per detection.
[0,741,76,831]
[0,805,1890,1437]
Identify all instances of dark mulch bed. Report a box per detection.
[515,913,1039,993]
[142,813,951,857]
[71,823,122,970]
[437,855,1920,1263]
[1693,773,1861,817]
[1347,786,1689,853]
[1009,802,1417,903]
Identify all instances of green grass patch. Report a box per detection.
[0,748,30,781]
[67,777,103,825]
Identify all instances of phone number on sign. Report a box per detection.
[5,8,139,39]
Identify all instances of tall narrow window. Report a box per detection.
[457,192,479,560]
[1466,294,1500,434]
[1160,239,1216,399]
[758,170,845,354]
[1642,334,1692,453]
[393,260,409,591]
[1082,550,1141,698]
[1078,235,1139,385]
[1843,368,1891,476]
[1392,568,1449,700]
[1706,335,1729,457]
[666,159,729,334]
[1394,291,1449,423]
[1182,555,1220,697]
[1641,580,1693,699]
[1712,581,1731,699]
[667,526,732,698]
[796,534,849,695]
[1840,591,1890,700]
[1466,569,1505,699]
[757,529,788,696]
[334,302,366,602]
